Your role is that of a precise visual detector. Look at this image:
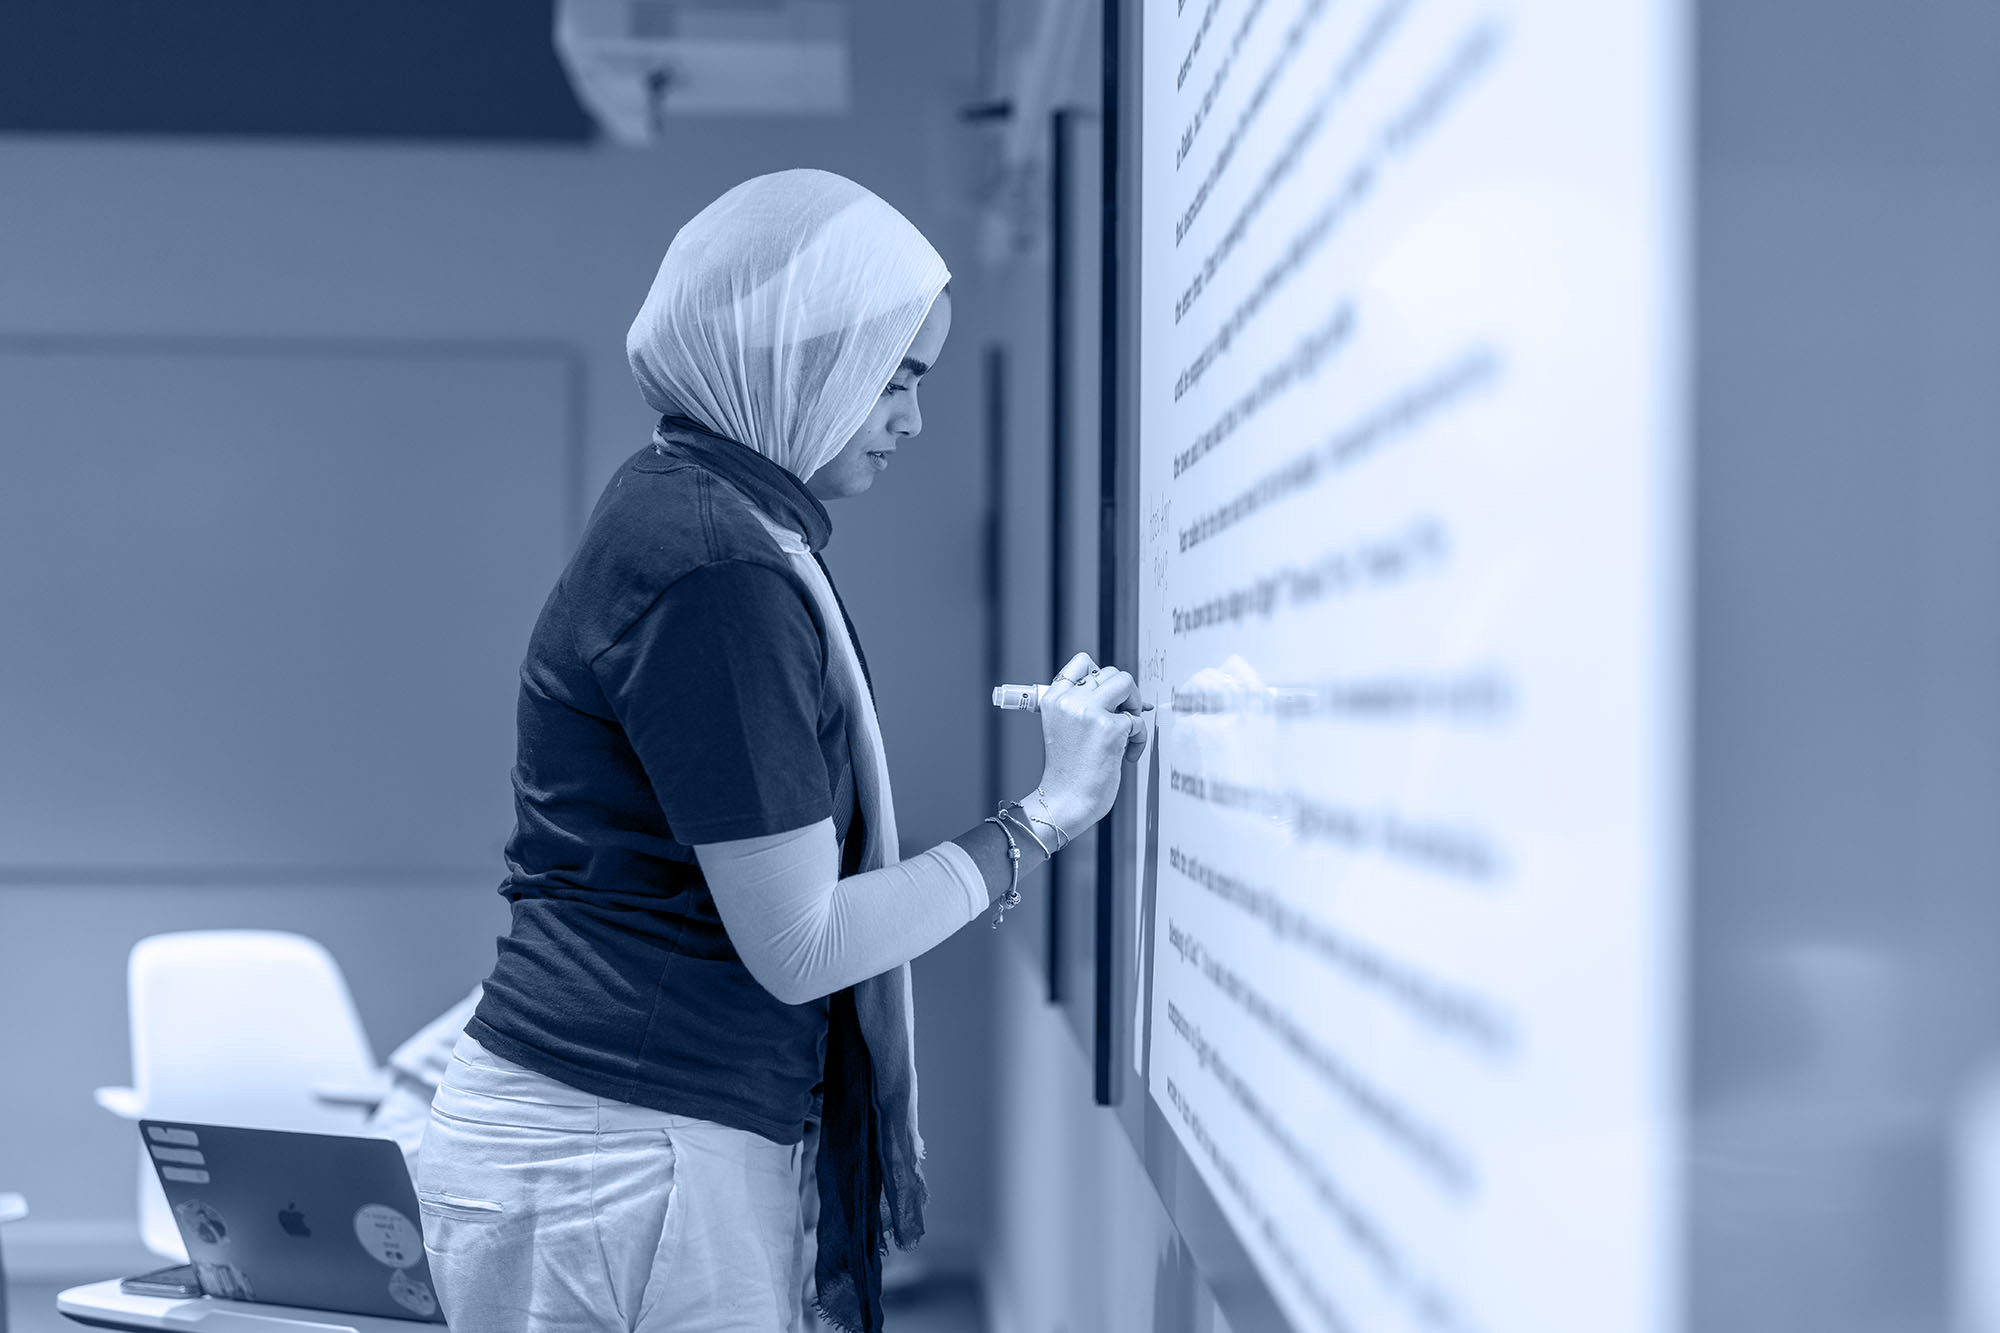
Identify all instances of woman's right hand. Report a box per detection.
[1035,652,1149,834]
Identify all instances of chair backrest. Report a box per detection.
[128,930,378,1131]
[0,1192,22,1333]
[124,931,381,1259]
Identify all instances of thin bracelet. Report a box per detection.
[1026,814,1069,854]
[981,814,1023,928]
[1027,788,1074,853]
[997,802,1054,858]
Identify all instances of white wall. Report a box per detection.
[1688,2,2000,1327]
[0,0,999,1277]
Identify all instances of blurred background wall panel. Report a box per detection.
[0,0,998,1280]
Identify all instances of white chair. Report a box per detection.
[94,931,387,1260]
[0,1192,25,1333]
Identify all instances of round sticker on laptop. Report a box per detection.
[388,1267,438,1317]
[174,1199,228,1246]
[352,1204,422,1268]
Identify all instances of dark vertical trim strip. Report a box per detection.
[1049,106,1082,1006]
[1093,0,1125,1107]
[982,343,1008,815]
[1050,109,1074,691]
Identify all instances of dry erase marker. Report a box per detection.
[991,684,1153,715]
[991,684,1049,711]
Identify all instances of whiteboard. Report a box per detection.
[1124,2,1687,1330]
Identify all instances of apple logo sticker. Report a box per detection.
[277,1202,311,1238]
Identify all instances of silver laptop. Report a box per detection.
[139,1119,448,1323]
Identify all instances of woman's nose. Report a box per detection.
[890,392,922,438]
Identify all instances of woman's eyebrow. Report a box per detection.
[899,356,931,378]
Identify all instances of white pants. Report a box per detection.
[417,1035,818,1332]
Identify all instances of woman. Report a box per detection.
[415,169,1144,1333]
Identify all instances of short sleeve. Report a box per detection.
[591,559,833,844]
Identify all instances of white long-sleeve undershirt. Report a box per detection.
[693,820,989,1006]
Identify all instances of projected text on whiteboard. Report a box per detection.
[1129,2,1685,1330]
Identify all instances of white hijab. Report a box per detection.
[626,168,952,481]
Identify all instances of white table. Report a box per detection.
[56,1280,444,1331]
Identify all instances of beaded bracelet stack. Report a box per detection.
[981,809,1024,928]
[982,796,1076,928]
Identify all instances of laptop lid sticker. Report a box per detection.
[388,1268,439,1318]
[354,1204,423,1268]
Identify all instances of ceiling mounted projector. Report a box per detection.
[555,0,850,143]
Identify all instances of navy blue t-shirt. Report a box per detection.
[469,423,869,1143]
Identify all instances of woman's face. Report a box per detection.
[807,293,953,501]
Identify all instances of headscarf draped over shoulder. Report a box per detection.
[626,168,952,482]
